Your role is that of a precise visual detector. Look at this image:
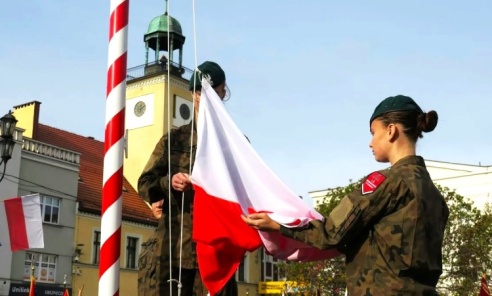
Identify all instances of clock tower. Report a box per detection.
[124,10,194,192]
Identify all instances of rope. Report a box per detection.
[163,1,183,296]
[164,0,201,293]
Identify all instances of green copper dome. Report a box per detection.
[146,13,182,35]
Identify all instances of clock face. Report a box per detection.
[134,101,146,117]
[179,103,191,120]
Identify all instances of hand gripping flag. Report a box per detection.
[4,194,44,251]
[191,79,339,295]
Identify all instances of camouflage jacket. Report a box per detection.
[138,122,197,269]
[280,156,449,295]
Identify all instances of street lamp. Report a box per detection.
[0,110,18,182]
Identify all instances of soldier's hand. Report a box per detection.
[241,213,281,232]
[171,173,191,192]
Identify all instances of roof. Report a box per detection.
[146,13,183,35]
[36,124,157,226]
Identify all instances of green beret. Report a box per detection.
[188,61,226,91]
[370,95,423,124]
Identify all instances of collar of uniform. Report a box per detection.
[391,155,425,170]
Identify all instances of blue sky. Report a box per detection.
[1,0,491,205]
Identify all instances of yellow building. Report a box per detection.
[10,6,287,296]
[12,101,157,296]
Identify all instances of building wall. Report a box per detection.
[235,250,262,296]
[124,75,192,192]
[0,129,23,296]
[9,145,79,288]
[72,212,155,296]
[426,161,492,210]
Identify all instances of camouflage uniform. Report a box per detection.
[280,156,449,296]
[138,122,237,296]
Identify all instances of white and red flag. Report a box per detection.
[191,79,339,295]
[4,194,44,251]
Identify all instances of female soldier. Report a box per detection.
[242,95,449,295]
[138,61,237,296]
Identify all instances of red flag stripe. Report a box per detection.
[4,197,29,251]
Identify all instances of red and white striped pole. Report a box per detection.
[99,0,128,295]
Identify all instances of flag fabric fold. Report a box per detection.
[4,194,44,251]
[480,274,490,296]
[191,79,339,295]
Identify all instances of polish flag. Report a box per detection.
[191,79,339,295]
[4,194,44,251]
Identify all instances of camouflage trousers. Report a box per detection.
[139,266,237,296]
[138,235,237,296]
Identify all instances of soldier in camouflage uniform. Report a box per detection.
[243,95,449,296]
[138,199,163,295]
[138,61,237,296]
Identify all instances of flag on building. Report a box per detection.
[63,288,70,296]
[191,79,339,295]
[4,194,44,251]
[480,274,490,296]
[29,275,36,296]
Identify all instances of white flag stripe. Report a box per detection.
[23,194,44,248]
[192,79,322,226]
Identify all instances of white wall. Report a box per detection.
[0,129,23,295]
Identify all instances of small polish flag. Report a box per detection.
[4,194,44,251]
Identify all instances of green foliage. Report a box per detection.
[278,179,362,295]
[437,186,492,296]
[279,181,492,296]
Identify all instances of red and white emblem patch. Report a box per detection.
[361,172,386,195]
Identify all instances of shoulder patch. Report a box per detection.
[362,172,386,195]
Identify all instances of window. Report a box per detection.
[261,248,279,281]
[24,252,57,283]
[126,236,139,269]
[40,195,60,224]
[236,254,249,282]
[93,230,100,265]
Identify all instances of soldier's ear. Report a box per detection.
[387,123,398,142]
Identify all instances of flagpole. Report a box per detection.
[30,257,34,278]
[30,258,35,296]
[99,0,129,295]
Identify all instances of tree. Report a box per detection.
[438,186,492,296]
[279,181,492,296]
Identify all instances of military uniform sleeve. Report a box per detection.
[280,171,400,250]
[138,134,171,204]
